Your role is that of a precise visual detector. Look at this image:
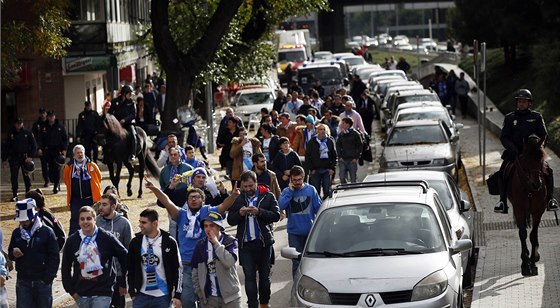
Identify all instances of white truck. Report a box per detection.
[275,29,312,86]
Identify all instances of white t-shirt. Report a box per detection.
[140,234,169,297]
[262,138,271,161]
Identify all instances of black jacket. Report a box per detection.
[62,228,128,297]
[39,209,66,251]
[259,134,280,162]
[271,150,302,190]
[336,128,363,160]
[305,136,337,172]
[77,109,101,137]
[8,224,60,283]
[501,109,547,160]
[32,117,47,140]
[3,127,37,161]
[110,97,136,126]
[127,230,182,299]
[227,185,281,247]
[39,119,68,152]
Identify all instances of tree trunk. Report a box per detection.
[161,69,194,131]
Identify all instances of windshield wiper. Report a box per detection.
[306,251,346,257]
[343,248,424,257]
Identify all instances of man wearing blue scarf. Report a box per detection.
[305,124,337,199]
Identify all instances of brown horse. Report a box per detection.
[508,134,548,276]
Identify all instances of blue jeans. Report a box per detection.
[339,159,358,184]
[133,292,171,308]
[16,279,52,308]
[310,170,332,199]
[75,295,111,308]
[288,233,307,279]
[239,240,272,308]
[181,264,197,308]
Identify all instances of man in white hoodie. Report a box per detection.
[96,193,134,308]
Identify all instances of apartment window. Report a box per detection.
[72,0,105,21]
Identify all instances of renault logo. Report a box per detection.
[364,294,376,307]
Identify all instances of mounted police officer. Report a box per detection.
[77,101,101,163]
[2,118,37,201]
[32,107,49,187]
[37,111,68,194]
[109,85,138,163]
[494,89,559,214]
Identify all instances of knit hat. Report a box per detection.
[305,115,315,124]
[14,198,38,221]
[201,212,225,231]
[190,167,208,181]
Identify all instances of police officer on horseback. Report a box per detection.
[109,85,138,163]
[494,89,559,214]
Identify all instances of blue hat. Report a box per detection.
[305,115,315,124]
[190,167,208,181]
[201,212,225,231]
[14,198,38,221]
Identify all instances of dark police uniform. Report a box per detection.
[3,126,37,199]
[39,119,69,192]
[32,116,49,185]
[109,95,138,160]
[77,107,101,162]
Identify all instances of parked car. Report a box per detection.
[281,180,472,307]
[380,119,461,180]
[388,104,464,142]
[383,89,440,128]
[364,171,475,286]
[297,62,348,97]
[340,55,367,69]
[231,86,276,124]
[314,51,333,60]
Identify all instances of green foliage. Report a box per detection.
[1,0,71,87]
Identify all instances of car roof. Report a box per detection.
[397,106,449,115]
[396,101,443,111]
[364,171,448,182]
[235,87,275,94]
[323,181,437,209]
[393,119,442,127]
[393,89,434,96]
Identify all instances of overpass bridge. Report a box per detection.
[317,0,453,52]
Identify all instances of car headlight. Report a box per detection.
[297,275,331,304]
[412,270,448,301]
[432,158,447,166]
[385,161,400,168]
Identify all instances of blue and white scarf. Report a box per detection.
[304,128,316,150]
[72,160,91,180]
[78,227,103,279]
[245,193,260,242]
[317,137,329,159]
[185,209,202,239]
[169,165,178,182]
[242,142,253,171]
[19,217,42,245]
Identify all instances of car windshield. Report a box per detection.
[278,50,305,62]
[299,67,342,85]
[235,92,274,106]
[359,68,381,81]
[397,94,439,105]
[306,203,445,256]
[397,110,451,128]
[343,57,366,66]
[387,124,446,145]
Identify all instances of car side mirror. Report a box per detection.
[460,200,471,212]
[455,123,464,130]
[281,246,301,260]
[449,239,472,255]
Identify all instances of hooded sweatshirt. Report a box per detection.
[278,183,322,236]
[96,212,134,276]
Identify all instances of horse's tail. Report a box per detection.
[145,153,160,179]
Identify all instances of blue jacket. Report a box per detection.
[8,224,60,283]
[278,183,322,236]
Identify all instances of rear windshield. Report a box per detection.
[299,67,342,85]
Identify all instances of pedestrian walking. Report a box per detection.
[192,212,242,307]
[25,189,67,251]
[230,127,262,185]
[292,116,316,157]
[320,110,340,140]
[8,198,60,308]
[356,90,376,136]
[446,70,458,115]
[32,107,50,187]
[227,171,281,308]
[145,177,240,308]
[336,118,363,184]
[96,193,134,308]
[127,209,182,308]
[278,166,321,278]
[61,206,128,308]
[275,113,297,144]
[270,137,302,190]
[258,123,280,162]
[63,144,102,235]
[338,99,366,134]
[76,101,101,163]
[216,116,241,177]
[2,118,36,201]
[455,72,470,118]
[37,110,69,194]
[305,124,337,199]
[252,153,281,199]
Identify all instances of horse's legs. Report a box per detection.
[529,220,540,275]
[518,223,533,276]
[137,157,145,198]
[123,161,135,197]
[107,162,118,192]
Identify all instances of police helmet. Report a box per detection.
[23,160,35,174]
[514,89,532,101]
[55,154,66,166]
[121,85,133,95]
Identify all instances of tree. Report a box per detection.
[1,0,71,87]
[150,0,329,131]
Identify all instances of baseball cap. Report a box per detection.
[15,117,24,124]
[201,212,225,231]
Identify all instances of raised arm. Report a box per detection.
[216,182,241,215]
[145,177,179,219]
